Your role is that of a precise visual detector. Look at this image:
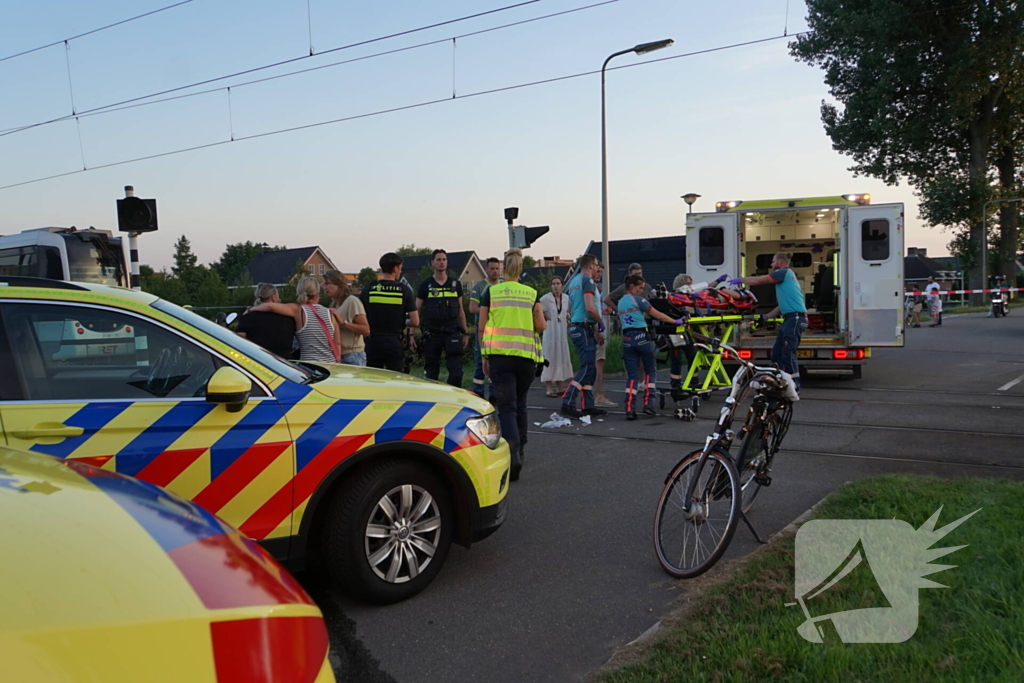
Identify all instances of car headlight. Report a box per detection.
[466,412,501,449]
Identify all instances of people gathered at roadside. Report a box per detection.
[235,283,299,358]
[249,276,342,363]
[539,276,573,397]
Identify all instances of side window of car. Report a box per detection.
[3,303,221,402]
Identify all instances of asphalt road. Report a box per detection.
[300,309,1024,682]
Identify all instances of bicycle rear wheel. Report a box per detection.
[653,449,741,579]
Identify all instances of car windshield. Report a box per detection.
[152,299,313,385]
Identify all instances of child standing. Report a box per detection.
[617,275,685,420]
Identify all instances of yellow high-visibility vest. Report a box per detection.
[482,281,542,362]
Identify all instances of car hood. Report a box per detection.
[0,447,316,633]
[306,363,495,413]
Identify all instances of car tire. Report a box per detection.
[321,458,453,604]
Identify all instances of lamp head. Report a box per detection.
[634,39,674,55]
[681,193,701,206]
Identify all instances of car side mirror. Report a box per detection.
[205,366,252,413]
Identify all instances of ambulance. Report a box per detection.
[685,194,905,378]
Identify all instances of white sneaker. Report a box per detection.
[595,397,619,408]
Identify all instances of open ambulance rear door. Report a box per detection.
[845,203,905,348]
[685,212,740,285]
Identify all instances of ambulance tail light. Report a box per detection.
[832,349,865,360]
[841,194,871,205]
[715,200,743,212]
[211,616,329,683]
[722,349,753,360]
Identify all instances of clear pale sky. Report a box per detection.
[0,0,952,272]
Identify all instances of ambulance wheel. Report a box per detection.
[321,458,453,604]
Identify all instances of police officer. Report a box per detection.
[416,249,469,387]
[361,252,419,371]
[479,248,546,481]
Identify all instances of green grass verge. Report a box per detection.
[597,475,1024,682]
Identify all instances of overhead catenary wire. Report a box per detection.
[0,32,806,192]
[0,0,196,64]
[7,0,620,129]
[0,0,548,138]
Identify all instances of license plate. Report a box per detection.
[797,349,814,358]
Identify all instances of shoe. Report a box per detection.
[643,405,657,417]
[912,324,921,328]
[560,404,582,418]
[595,397,619,408]
[928,323,939,327]
[582,407,607,417]
[626,411,638,421]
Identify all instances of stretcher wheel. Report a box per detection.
[675,407,696,421]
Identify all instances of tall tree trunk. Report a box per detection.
[967,120,989,303]
[996,144,1019,281]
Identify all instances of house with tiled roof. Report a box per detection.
[234,246,337,287]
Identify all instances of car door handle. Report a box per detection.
[11,423,85,439]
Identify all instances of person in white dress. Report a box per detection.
[540,276,574,396]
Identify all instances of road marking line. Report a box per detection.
[998,372,1024,392]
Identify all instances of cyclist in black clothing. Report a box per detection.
[361,252,419,371]
[416,249,469,388]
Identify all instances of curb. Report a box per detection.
[614,483,849,655]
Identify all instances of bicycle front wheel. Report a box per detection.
[653,449,742,579]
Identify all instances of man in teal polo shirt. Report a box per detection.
[730,252,808,388]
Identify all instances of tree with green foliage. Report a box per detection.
[140,268,188,304]
[396,244,433,257]
[171,235,198,279]
[791,0,1023,295]
[357,267,379,288]
[522,255,537,269]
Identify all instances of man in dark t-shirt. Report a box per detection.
[361,252,419,371]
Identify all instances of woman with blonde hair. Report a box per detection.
[234,283,297,358]
[479,248,546,481]
[323,269,370,365]
[250,277,342,363]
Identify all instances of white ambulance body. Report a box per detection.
[685,194,904,378]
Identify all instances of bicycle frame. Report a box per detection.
[678,338,781,508]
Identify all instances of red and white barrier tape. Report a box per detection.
[923,288,1020,295]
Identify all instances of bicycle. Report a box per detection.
[653,333,797,579]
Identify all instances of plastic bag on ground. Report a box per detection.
[539,413,573,428]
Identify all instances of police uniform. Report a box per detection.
[361,279,416,371]
[418,276,465,387]
[480,281,542,481]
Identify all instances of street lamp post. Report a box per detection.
[981,197,1022,292]
[681,193,701,214]
[600,38,673,314]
